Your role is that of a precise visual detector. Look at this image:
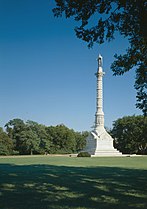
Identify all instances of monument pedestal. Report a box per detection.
[85,127,122,156]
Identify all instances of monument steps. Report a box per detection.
[92,150,123,156]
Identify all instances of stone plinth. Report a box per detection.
[85,127,122,156]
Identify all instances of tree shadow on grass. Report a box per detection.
[0,164,147,209]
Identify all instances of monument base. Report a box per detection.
[84,127,122,156]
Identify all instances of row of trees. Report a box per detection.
[0,119,88,155]
[0,115,146,155]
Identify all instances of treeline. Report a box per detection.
[0,119,88,155]
[0,115,147,156]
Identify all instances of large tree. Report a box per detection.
[26,120,52,154]
[53,0,147,115]
[19,128,40,155]
[46,124,77,153]
[5,119,26,152]
[0,127,13,155]
[46,124,87,153]
[111,115,147,154]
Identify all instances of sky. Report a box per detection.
[0,0,141,131]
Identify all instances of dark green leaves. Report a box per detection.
[4,119,87,155]
[111,115,147,154]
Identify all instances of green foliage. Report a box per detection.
[75,131,88,152]
[25,121,52,154]
[3,115,147,156]
[111,115,147,154]
[53,0,147,115]
[5,119,26,151]
[19,129,40,155]
[4,119,87,155]
[77,151,91,157]
[46,124,86,154]
[0,127,13,155]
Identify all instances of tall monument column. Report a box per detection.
[84,54,122,156]
[95,54,105,129]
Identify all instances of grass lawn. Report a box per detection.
[0,155,147,209]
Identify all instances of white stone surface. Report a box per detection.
[84,55,122,156]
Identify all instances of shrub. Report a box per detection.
[77,152,91,157]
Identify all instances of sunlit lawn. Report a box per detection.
[0,155,147,209]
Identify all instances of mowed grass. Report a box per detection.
[0,156,147,209]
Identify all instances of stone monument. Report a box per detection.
[85,54,122,156]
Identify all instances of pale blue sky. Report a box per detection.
[0,0,141,131]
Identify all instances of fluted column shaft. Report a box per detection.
[95,55,105,129]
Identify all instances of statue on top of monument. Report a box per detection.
[98,54,103,67]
